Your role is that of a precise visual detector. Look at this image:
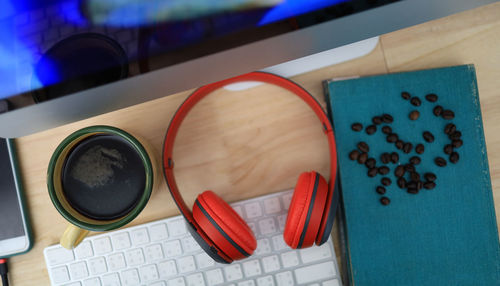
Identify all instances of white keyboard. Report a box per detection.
[44,190,342,286]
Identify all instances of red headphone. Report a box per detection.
[163,72,339,264]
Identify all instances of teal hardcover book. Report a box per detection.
[324,65,500,286]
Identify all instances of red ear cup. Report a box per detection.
[192,191,257,261]
[284,171,329,249]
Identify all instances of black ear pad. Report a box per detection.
[186,221,232,264]
[316,178,340,245]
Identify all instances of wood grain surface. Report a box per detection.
[8,2,500,284]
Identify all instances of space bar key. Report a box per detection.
[294,261,336,284]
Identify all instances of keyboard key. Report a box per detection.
[46,247,74,266]
[282,193,293,210]
[186,273,205,286]
[94,237,113,255]
[88,257,107,275]
[82,277,101,286]
[164,240,182,257]
[264,197,281,214]
[280,251,299,268]
[195,252,215,269]
[275,271,294,286]
[121,268,140,286]
[277,215,287,231]
[224,264,243,281]
[182,236,201,253]
[125,248,145,266]
[139,264,159,282]
[255,239,271,255]
[167,219,187,237]
[145,243,164,262]
[107,253,126,271]
[294,261,336,284]
[272,235,287,251]
[64,282,81,286]
[158,260,177,278]
[238,281,256,286]
[248,222,257,234]
[299,244,332,264]
[101,273,121,286]
[131,228,150,245]
[177,256,196,273]
[75,241,94,260]
[259,218,277,235]
[168,277,186,286]
[69,261,89,280]
[150,282,166,286]
[323,279,341,286]
[205,268,224,286]
[245,202,263,219]
[149,223,169,241]
[243,260,262,277]
[262,255,280,273]
[51,266,70,284]
[111,233,131,250]
[256,275,275,286]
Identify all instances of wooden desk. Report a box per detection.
[9,2,500,284]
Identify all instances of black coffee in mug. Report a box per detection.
[61,134,146,220]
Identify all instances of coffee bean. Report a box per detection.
[357,142,370,153]
[387,133,398,143]
[351,123,363,131]
[382,114,394,123]
[395,140,404,150]
[417,181,423,190]
[381,177,392,186]
[442,110,455,120]
[425,93,438,102]
[415,144,425,154]
[435,157,447,167]
[403,142,413,154]
[358,153,368,164]
[382,126,392,135]
[409,110,420,120]
[444,123,456,135]
[380,197,391,205]
[349,150,360,160]
[407,188,419,194]
[380,153,391,164]
[422,131,434,143]
[397,177,406,189]
[378,166,390,175]
[433,105,443,116]
[368,168,378,177]
[372,116,383,125]
[449,152,459,164]
[365,158,376,169]
[376,186,386,195]
[404,164,415,172]
[410,172,420,182]
[424,181,436,190]
[444,144,453,155]
[410,97,421,107]
[366,125,377,135]
[401,91,411,100]
[390,152,399,164]
[449,131,462,140]
[409,156,421,165]
[424,173,437,182]
[407,181,417,189]
[395,165,405,177]
[452,139,463,148]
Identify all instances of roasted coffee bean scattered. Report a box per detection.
[378,166,390,175]
[380,197,391,205]
[444,123,456,135]
[425,93,438,102]
[409,156,421,165]
[401,91,411,100]
[407,181,417,189]
[442,109,455,120]
[351,123,363,131]
[424,181,436,190]
[449,131,462,140]
[452,139,463,148]
[382,126,392,135]
[407,188,419,194]
[444,144,453,155]
[433,105,443,116]
[394,165,405,177]
[435,157,447,167]
[417,181,423,190]
[372,116,383,125]
[357,142,370,153]
[449,152,459,164]
[424,173,437,182]
[409,110,420,120]
[382,114,394,123]
[404,164,415,172]
[387,133,398,143]
[410,97,421,107]
[395,140,404,150]
[368,168,378,177]
[423,131,434,143]
[397,177,406,189]
[415,143,425,154]
[403,142,413,154]
[365,158,376,169]
[349,150,360,160]
[358,153,368,164]
[390,152,399,164]
[376,186,386,195]
[410,172,420,182]
[380,153,391,164]
[381,177,392,186]
[366,125,377,135]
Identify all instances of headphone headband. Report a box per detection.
[163,72,337,226]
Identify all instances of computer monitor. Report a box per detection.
[0,0,495,137]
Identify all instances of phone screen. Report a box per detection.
[0,139,25,240]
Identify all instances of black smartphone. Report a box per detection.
[0,138,32,258]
